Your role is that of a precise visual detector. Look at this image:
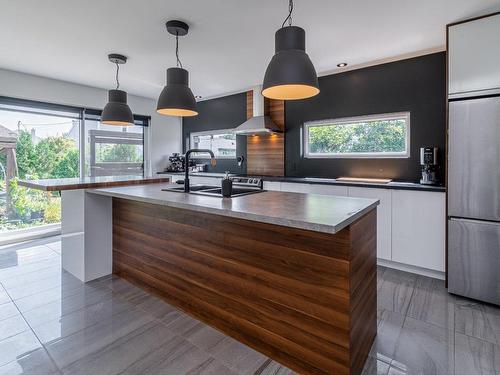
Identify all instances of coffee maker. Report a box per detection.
[420,147,438,185]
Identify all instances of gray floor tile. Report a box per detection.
[407,275,455,330]
[377,268,417,315]
[0,286,10,306]
[370,309,406,362]
[389,317,454,375]
[102,277,149,301]
[44,306,155,369]
[14,273,111,313]
[0,246,58,272]
[0,330,41,367]
[362,356,390,375]
[127,293,179,323]
[0,258,61,282]
[455,332,500,375]
[0,314,30,341]
[0,301,21,321]
[206,335,269,375]
[60,321,178,375]
[21,286,113,327]
[31,296,134,344]
[0,264,62,289]
[455,299,500,345]
[0,347,59,375]
[5,272,83,301]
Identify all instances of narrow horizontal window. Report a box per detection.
[189,130,236,159]
[303,112,410,158]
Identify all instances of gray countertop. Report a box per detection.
[89,183,379,234]
[18,176,170,191]
[158,172,446,192]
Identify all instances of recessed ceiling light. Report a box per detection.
[337,63,348,68]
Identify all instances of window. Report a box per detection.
[303,112,410,158]
[84,110,147,177]
[190,130,236,158]
[0,96,149,234]
[0,97,82,232]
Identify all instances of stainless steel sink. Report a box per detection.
[161,184,264,198]
[161,185,218,192]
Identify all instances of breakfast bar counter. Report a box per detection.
[88,183,379,375]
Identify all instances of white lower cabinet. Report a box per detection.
[348,187,392,261]
[280,182,348,196]
[263,181,281,191]
[391,190,446,272]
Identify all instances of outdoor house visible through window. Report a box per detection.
[190,130,236,158]
[303,112,410,158]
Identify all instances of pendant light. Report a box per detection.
[101,54,134,126]
[157,20,198,117]
[262,0,319,100]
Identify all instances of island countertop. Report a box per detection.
[89,182,379,234]
[18,175,170,191]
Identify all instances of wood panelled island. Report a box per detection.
[90,184,379,375]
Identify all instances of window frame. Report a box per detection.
[189,129,237,159]
[303,112,411,159]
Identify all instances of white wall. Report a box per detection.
[0,68,182,175]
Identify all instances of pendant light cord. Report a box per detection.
[115,62,120,90]
[175,33,183,68]
[281,0,293,28]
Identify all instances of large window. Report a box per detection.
[190,130,236,158]
[303,112,410,158]
[0,97,149,234]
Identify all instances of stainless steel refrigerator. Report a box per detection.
[448,95,500,305]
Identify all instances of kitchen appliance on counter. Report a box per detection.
[448,96,500,305]
[165,153,185,172]
[419,147,439,185]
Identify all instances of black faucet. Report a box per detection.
[184,149,216,192]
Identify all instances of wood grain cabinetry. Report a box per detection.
[112,198,377,375]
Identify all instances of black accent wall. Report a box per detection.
[183,92,247,174]
[285,52,446,183]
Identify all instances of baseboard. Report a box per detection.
[377,258,445,280]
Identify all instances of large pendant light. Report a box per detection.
[262,0,319,100]
[101,54,134,126]
[157,20,198,117]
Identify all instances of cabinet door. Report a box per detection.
[189,176,221,186]
[263,181,281,191]
[392,190,446,271]
[449,14,500,98]
[348,187,391,261]
[280,182,348,196]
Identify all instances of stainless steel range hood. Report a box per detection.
[233,86,282,135]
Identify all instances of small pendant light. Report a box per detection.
[262,0,320,100]
[101,54,134,126]
[157,20,198,117]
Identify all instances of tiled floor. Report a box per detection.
[0,238,498,374]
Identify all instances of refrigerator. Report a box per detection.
[448,95,500,305]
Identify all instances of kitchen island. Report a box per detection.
[90,183,379,375]
[18,176,169,282]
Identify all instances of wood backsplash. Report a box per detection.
[246,91,285,176]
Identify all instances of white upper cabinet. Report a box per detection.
[348,187,392,261]
[448,13,500,98]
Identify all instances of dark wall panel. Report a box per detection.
[285,52,446,182]
[183,92,247,174]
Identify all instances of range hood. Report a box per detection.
[233,86,282,135]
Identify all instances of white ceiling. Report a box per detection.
[1,0,499,101]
